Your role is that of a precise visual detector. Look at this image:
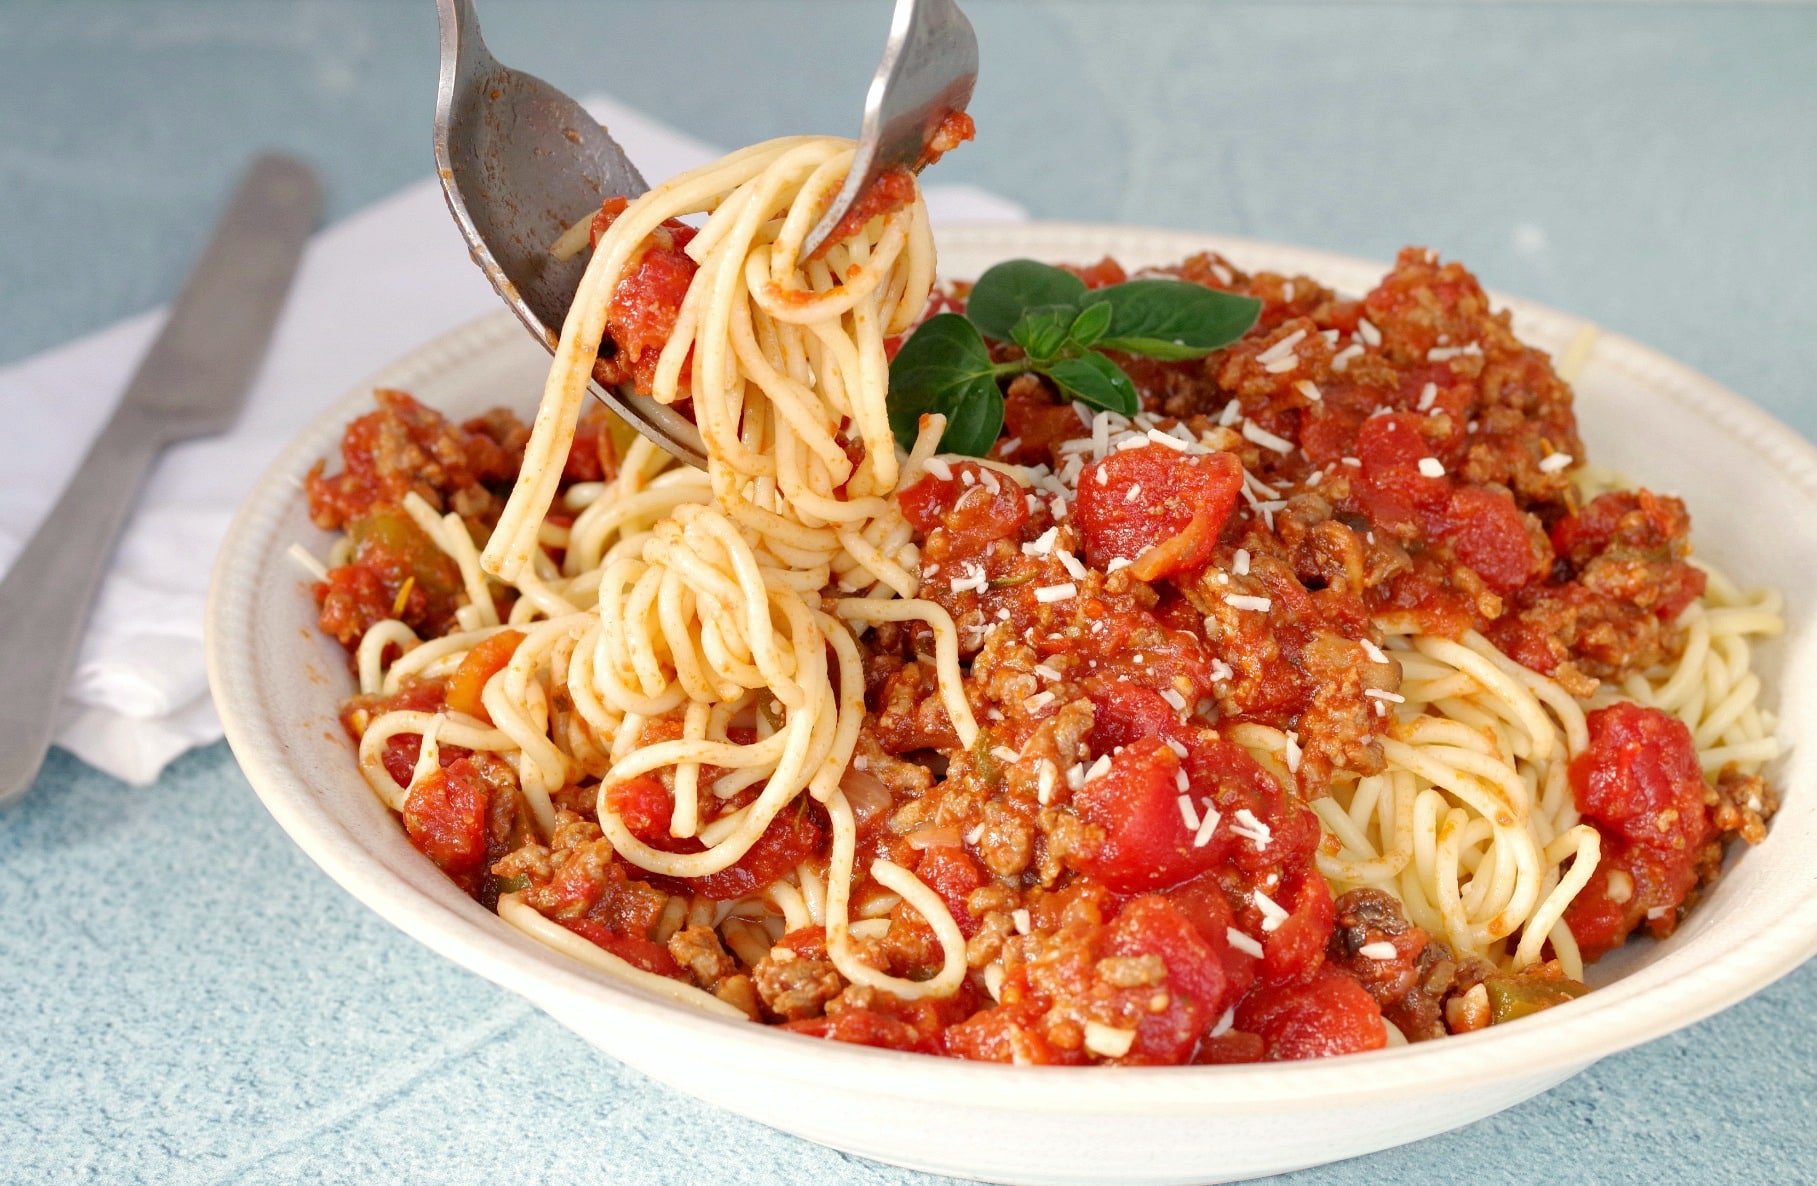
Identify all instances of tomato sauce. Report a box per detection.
[1563,704,1716,960]
[306,239,1774,1067]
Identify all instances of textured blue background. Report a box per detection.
[2,2,1814,1183]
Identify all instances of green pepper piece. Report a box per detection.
[971,730,1003,789]
[1484,974,1591,1024]
[347,507,463,606]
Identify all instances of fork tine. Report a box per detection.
[801,0,977,258]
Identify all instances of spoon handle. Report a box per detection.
[0,156,318,804]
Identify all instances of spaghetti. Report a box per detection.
[478,136,972,1008]
[301,153,1784,1062]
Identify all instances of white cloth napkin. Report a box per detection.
[0,96,1025,786]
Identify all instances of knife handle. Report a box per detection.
[0,155,319,804]
[0,406,169,802]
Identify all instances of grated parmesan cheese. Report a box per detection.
[1242,419,1295,454]
[1192,805,1222,849]
[1083,1021,1137,1059]
[1230,807,1273,850]
[1226,928,1265,959]
[1253,888,1290,933]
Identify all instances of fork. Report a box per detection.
[801,0,978,258]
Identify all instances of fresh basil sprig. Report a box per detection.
[887,259,1262,456]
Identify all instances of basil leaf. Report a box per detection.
[939,376,1006,457]
[1043,352,1139,416]
[1010,305,1077,363]
[967,260,1088,341]
[887,313,998,451]
[1067,300,1114,349]
[1082,278,1262,360]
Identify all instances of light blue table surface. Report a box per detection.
[3,3,1814,1183]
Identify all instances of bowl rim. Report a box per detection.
[207,221,1817,1112]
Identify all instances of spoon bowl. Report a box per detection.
[432,0,709,466]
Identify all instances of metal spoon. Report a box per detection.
[433,0,977,468]
[433,0,706,466]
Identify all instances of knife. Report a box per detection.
[0,154,320,805]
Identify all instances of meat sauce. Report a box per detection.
[307,246,1775,1066]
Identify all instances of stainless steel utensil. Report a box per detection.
[432,0,976,466]
[432,0,707,467]
[800,0,978,258]
[0,154,319,805]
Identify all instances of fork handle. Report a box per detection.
[0,407,169,802]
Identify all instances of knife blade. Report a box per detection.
[0,154,320,805]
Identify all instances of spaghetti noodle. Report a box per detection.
[479,136,971,1007]
[301,151,1784,1062]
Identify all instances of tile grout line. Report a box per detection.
[179,1000,537,1186]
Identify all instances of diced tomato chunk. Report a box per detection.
[1562,703,1713,962]
[1572,704,1708,853]
[787,1006,931,1053]
[945,999,1088,1065]
[897,462,1031,545]
[1439,486,1541,593]
[559,916,683,979]
[1260,866,1335,986]
[1063,257,1129,289]
[401,758,493,887]
[1192,1031,1267,1064]
[1298,404,1366,467]
[1104,895,1229,1013]
[1071,738,1220,893]
[1084,684,1181,755]
[1163,872,1257,1000]
[1352,412,1450,529]
[604,775,675,845]
[916,845,989,937]
[1559,854,1637,963]
[689,805,825,901]
[588,198,700,396]
[1236,967,1387,1060]
[1073,448,1243,578]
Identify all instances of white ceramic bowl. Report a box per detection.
[207,224,1817,1185]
